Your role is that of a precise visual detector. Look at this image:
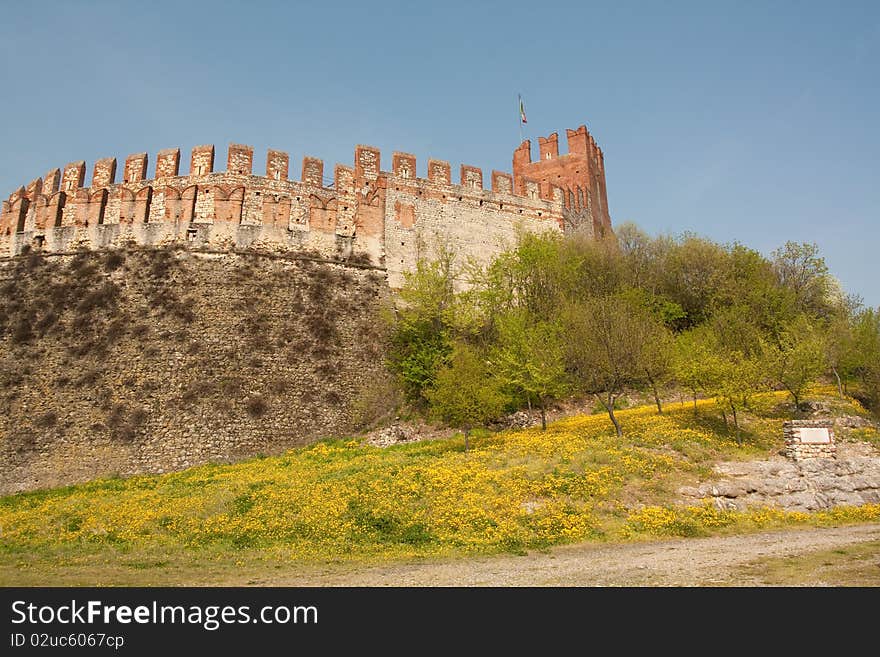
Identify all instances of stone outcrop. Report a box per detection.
[680,442,880,512]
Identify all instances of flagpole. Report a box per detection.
[517,93,524,144]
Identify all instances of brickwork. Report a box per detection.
[124,153,148,183]
[513,124,612,236]
[155,148,180,178]
[1,123,612,277]
[227,143,253,175]
[190,145,214,176]
[91,158,117,188]
[267,149,289,181]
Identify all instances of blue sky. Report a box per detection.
[1,1,877,306]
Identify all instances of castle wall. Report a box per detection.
[0,251,390,494]
[383,169,564,288]
[1,126,612,283]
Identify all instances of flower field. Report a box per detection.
[1,388,878,574]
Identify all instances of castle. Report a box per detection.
[0,123,613,492]
[0,125,611,285]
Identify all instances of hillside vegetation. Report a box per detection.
[2,387,878,584]
[387,227,880,437]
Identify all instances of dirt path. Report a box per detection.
[258,523,880,586]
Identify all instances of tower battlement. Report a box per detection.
[1,125,612,286]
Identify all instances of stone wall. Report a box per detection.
[783,419,836,460]
[0,125,612,287]
[0,249,391,494]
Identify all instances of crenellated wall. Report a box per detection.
[513,124,612,237]
[0,124,612,285]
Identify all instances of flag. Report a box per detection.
[519,96,527,124]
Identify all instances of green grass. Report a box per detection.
[733,541,880,586]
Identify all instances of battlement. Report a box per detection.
[513,124,611,236]
[1,123,612,281]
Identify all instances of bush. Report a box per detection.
[104,251,125,272]
[10,318,33,344]
[245,396,268,418]
[35,411,57,428]
[76,283,119,315]
[107,404,147,442]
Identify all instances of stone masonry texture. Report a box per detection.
[0,250,390,494]
[1,125,612,285]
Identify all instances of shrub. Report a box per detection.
[245,396,268,418]
[104,251,125,272]
[10,318,33,344]
[268,379,290,395]
[76,283,118,315]
[34,411,57,428]
[34,311,58,334]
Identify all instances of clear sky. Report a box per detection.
[1,1,877,306]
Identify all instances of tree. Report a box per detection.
[478,232,573,321]
[658,234,729,328]
[614,222,657,290]
[489,313,567,431]
[426,342,508,452]
[673,328,723,415]
[386,252,458,404]
[564,295,661,436]
[641,321,675,414]
[823,292,863,397]
[771,241,831,317]
[711,351,765,437]
[762,315,827,410]
[851,307,880,409]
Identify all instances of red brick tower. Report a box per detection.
[512,124,611,235]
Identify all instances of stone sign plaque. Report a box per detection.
[795,427,831,444]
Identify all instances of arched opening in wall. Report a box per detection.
[16,199,30,233]
[577,187,584,210]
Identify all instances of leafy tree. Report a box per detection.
[641,321,675,414]
[673,328,723,414]
[426,342,508,452]
[711,351,765,436]
[713,243,797,338]
[479,232,572,320]
[762,315,827,410]
[825,301,864,396]
[386,253,458,404]
[614,222,658,290]
[771,241,831,317]
[489,313,567,431]
[851,307,880,409]
[658,234,729,328]
[564,295,661,436]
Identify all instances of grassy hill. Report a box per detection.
[1,386,878,585]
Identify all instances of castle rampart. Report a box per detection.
[1,124,612,286]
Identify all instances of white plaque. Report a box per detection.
[795,427,831,444]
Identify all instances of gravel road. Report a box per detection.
[258,523,880,586]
